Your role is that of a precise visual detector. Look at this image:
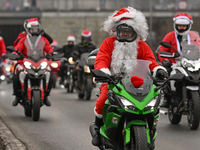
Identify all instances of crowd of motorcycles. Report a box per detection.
[1,31,200,149]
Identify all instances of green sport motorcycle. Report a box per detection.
[89,59,168,150]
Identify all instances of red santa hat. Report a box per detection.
[102,6,148,41]
[173,13,193,24]
[67,34,76,42]
[82,30,91,37]
[27,18,40,27]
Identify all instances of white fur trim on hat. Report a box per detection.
[152,66,167,77]
[102,6,148,41]
[100,68,111,76]
[67,36,75,42]
[94,107,103,118]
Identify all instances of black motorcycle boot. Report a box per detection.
[12,96,21,106]
[90,117,103,146]
[44,96,51,106]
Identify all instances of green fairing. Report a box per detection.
[109,83,159,112]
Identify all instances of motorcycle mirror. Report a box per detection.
[6,46,16,52]
[160,41,172,48]
[53,46,62,52]
[170,73,184,80]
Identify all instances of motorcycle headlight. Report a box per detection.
[119,96,136,111]
[144,97,158,111]
[5,67,11,72]
[40,62,48,69]
[68,57,75,65]
[51,62,58,68]
[84,65,90,73]
[24,61,32,69]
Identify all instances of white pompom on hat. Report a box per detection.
[67,34,76,42]
[102,6,148,41]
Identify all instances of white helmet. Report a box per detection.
[173,13,193,35]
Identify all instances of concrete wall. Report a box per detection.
[41,11,200,52]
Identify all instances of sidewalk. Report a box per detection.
[0,117,26,150]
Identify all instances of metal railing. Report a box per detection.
[1,0,200,12]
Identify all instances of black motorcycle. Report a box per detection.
[60,57,75,93]
[74,52,94,100]
[159,31,200,130]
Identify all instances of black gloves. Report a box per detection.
[156,69,169,79]
[2,54,7,60]
[162,60,172,68]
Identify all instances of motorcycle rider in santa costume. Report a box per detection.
[91,6,168,146]
[12,18,53,107]
[158,13,200,108]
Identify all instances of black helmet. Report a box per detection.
[25,18,42,36]
[81,29,92,45]
[116,24,137,42]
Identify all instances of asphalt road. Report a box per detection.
[0,82,200,150]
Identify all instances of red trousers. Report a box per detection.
[95,83,108,118]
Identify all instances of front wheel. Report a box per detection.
[187,91,200,130]
[128,126,149,150]
[32,90,41,121]
[168,104,182,124]
[84,78,93,100]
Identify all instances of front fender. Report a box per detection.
[124,121,151,145]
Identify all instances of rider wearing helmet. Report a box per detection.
[158,13,198,108]
[12,18,53,107]
[90,6,168,147]
[59,35,76,85]
[73,29,96,61]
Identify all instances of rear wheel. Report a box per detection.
[187,91,200,130]
[32,90,41,121]
[129,126,149,150]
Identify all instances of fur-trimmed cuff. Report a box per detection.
[100,68,111,76]
[153,66,167,77]
[94,107,103,118]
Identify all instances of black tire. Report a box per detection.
[168,104,182,124]
[187,91,200,130]
[68,73,74,93]
[84,78,93,100]
[32,90,41,121]
[24,107,32,117]
[78,93,84,99]
[52,74,57,88]
[129,126,149,150]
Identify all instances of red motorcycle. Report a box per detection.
[48,59,61,88]
[6,37,61,121]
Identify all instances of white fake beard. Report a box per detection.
[110,40,138,74]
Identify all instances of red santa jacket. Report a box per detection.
[0,36,6,57]
[13,32,27,47]
[14,35,53,57]
[158,31,200,63]
[95,36,163,77]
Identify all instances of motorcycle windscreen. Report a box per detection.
[24,35,45,61]
[181,31,200,60]
[79,52,90,68]
[119,60,153,97]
